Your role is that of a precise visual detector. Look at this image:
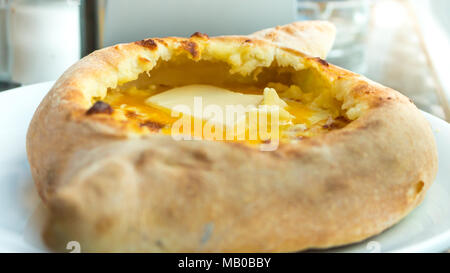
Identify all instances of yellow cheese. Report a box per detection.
[102,82,348,143]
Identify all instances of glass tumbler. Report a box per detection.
[297,0,372,74]
[10,0,81,85]
[0,0,11,82]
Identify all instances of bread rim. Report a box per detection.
[26,21,438,252]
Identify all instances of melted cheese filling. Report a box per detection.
[101,82,350,143]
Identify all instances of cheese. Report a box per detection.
[146,84,263,128]
[260,87,294,124]
[103,82,349,142]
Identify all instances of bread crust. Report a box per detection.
[26,22,437,252]
[250,20,336,59]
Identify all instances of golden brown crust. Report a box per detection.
[249,21,336,59]
[26,21,438,252]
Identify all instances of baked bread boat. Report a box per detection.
[27,21,438,252]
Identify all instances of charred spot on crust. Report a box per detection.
[190,32,209,39]
[136,39,158,50]
[313,57,330,66]
[86,101,113,115]
[335,116,350,123]
[154,38,168,47]
[322,116,350,130]
[322,123,342,130]
[244,39,252,43]
[139,121,164,131]
[314,57,329,67]
[180,40,199,58]
[125,110,139,118]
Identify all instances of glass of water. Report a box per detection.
[0,0,11,82]
[297,0,372,74]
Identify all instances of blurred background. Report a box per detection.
[0,0,449,121]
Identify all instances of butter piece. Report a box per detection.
[260,87,294,123]
[146,84,263,127]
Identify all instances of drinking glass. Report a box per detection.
[297,0,372,74]
[10,0,81,85]
[0,0,11,82]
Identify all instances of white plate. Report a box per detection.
[0,82,449,253]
